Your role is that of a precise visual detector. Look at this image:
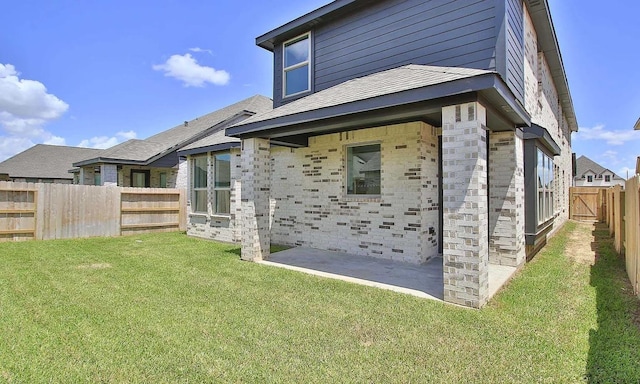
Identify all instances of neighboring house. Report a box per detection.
[72,95,272,188]
[185,0,578,308]
[0,145,102,184]
[573,155,625,187]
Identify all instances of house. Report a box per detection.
[573,155,625,187]
[72,95,272,188]
[0,145,101,184]
[184,0,578,308]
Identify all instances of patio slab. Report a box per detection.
[260,247,517,305]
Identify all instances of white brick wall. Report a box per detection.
[270,122,439,264]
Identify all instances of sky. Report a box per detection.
[1,0,639,178]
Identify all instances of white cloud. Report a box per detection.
[618,167,634,179]
[575,124,640,145]
[43,135,66,146]
[189,47,213,55]
[0,63,69,161]
[152,53,230,87]
[78,131,137,149]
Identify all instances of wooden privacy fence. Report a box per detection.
[623,176,640,296]
[0,181,186,242]
[569,187,607,221]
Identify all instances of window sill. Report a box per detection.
[189,212,208,217]
[211,214,231,220]
[344,195,382,203]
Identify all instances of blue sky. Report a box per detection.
[1,0,639,177]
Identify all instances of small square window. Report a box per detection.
[587,175,593,183]
[346,144,381,196]
[604,175,611,182]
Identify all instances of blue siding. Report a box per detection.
[505,0,524,103]
[273,0,503,107]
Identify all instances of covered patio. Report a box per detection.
[262,247,517,304]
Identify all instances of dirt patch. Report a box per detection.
[76,263,112,270]
[565,220,599,265]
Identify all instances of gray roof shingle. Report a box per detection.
[0,145,102,180]
[233,65,492,127]
[76,94,272,165]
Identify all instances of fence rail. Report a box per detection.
[569,187,607,221]
[0,181,186,242]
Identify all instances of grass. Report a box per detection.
[0,223,639,383]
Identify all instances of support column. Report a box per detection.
[442,102,489,308]
[241,138,271,261]
[101,164,118,187]
[488,130,525,267]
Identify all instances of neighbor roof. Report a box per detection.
[634,117,640,130]
[73,95,272,167]
[0,145,102,180]
[574,155,624,180]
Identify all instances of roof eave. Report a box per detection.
[226,73,530,139]
[256,0,359,51]
[525,0,578,132]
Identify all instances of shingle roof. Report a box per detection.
[234,65,491,127]
[75,94,272,166]
[634,117,640,130]
[0,145,102,180]
[574,155,624,180]
[178,129,240,153]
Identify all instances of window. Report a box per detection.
[346,144,381,196]
[159,172,167,188]
[605,174,611,183]
[587,175,593,183]
[213,153,231,214]
[283,33,310,97]
[131,170,150,188]
[190,152,232,215]
[94,167,101,186]
[191,155,208,213]
[537,149,554,224]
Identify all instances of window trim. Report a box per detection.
[282,32,311,99]
[191,154,209,214]
[130,169,150,188]
[345,142,382,198]
[212,152,231,216]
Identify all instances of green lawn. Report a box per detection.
[1,222,639,383]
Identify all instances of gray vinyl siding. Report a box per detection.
[273,0,500,107]
[504,0,524,102]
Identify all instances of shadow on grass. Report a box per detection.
[586,223,640,383]
[224,244,291,259]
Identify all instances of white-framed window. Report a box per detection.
[191,155,208,213]
[605,174,611,183]
[346,143,381,196]
[536,149,554,224]
[213,153,231,215]
[190,152,232,215]
[283,33,311,98]
[587,175,593,183]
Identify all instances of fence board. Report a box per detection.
[0,181,185,242]
[570,187,607,221]
[624,176,640,296]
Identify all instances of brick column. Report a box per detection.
[241,138,271,261]
[101,164,118,187]
[488,130,525,267]
[441,102,489,308]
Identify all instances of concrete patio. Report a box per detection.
[260,247,517,305]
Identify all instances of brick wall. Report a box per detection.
[270,122,439,264]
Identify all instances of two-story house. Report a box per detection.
[573,155,624,187]
[184,0,577,308]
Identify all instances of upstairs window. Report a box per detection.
[586,175,593,183]
[283,33,311,97]
[604,174,611,183]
